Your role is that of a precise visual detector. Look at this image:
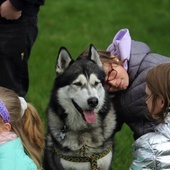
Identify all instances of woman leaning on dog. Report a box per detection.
[77,28,170,140]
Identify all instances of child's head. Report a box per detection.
[145,63,170,122]
[78,50,129,92]
[0,87,26,132]
[0,86,44,169]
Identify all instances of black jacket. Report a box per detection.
[113,40,170,140]
[0,0,45,16]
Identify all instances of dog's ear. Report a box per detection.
[89,44,102,68]
[56,47,73,74]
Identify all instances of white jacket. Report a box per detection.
[129,113,170,170]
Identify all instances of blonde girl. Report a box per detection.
[0,87,44,170]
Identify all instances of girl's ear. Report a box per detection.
[3,123,11,132]
[160,96,165,109]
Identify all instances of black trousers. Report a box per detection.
[0,16,38,97]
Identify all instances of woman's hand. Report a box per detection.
[0,0,21,20]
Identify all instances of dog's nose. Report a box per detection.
[88,97,98,108]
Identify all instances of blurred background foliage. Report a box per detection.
[26,0,170,169]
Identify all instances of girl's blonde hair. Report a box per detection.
[146,63,170,122]
[0,87,44,169]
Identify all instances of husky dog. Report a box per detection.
[43,44,116,170]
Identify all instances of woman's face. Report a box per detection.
[103,60,129,92]
[145,85,164,119]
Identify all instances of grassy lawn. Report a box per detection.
[26,0,170,169]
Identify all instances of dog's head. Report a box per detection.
[53,44,107,124]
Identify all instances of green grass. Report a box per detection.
[26,0,170,169]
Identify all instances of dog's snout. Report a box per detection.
[88,97,98,108]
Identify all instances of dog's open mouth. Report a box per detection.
[72,99,96,123]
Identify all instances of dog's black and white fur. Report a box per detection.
[43,44,116,170]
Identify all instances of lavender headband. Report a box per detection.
[0,101,10,123]
[0,97,27,123]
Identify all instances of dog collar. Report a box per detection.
[55,145,112,170]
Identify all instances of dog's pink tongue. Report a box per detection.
[83,110,96,123]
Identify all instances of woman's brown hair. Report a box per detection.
[77,49,125,66]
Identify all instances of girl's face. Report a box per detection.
[145,85,164,119]
[103,61,129,92]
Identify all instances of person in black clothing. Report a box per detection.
[0,0,45,97]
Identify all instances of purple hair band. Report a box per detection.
[0,101,10,123]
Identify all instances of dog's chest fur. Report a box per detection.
[48,106,115,157]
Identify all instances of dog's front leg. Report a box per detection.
[43,133,65,170]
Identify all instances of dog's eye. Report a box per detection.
[73,82,82,86]
[94,81,100,86]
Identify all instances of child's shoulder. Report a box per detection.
[0,137,37,170]
[134,131,169,147]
